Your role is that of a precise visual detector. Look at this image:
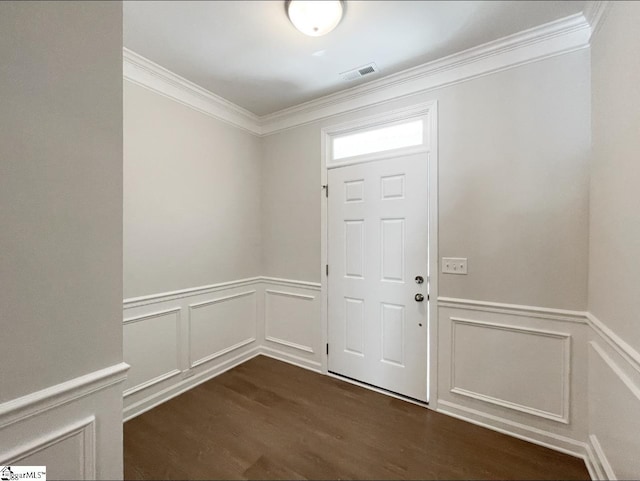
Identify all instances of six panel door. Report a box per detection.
[327,152,429,401]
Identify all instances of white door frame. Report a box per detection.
[320,100,439,409]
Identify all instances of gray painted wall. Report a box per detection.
[261,49,591,310]
[0,1,123,402]
[124,81,262,298]
[589,1,640,353]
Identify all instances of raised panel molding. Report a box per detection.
[123,307,182,397]
[123,13,593,136]
[188,290,258,368]
[2,417,96,480]
[450,317,571,423]
[588,340,640,480]
[122,277,322,420]
[264,289,316,354]
[0,366,126,480]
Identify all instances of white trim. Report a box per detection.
[449,317,571,424]
[437,399,587,460]
[188,289,256,310]
[123,277,320,309]
[588,434,616,481]
[186,290,258,368]
[0,363,129,429]
[123,277,261,309]
[320,100,439,407]
[124,348,261,421]
[264,336,314,354]
[264,289,315,301]
[260,276,322,290]
[263,289,316,353]
[123,13,591,137]
[438,297,588,323]
[587,312,640,374]
[258,13,590,134]
[583,1,611,40]
[589,341,640,405]
[123,48,261,135]
[123,369,182,398]
[259,346,322,373]
[1,417,96,478]
[584,439,604,481]
[586,312,640,373]
[323,105,432,169]
[190,337,256,369]
[123,307,181,325]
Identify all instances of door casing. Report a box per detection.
[320,101,439,409]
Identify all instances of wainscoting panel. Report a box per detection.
[437,299,589,459]
[123,308,181,396]
[189,290,257,367]
[0,364,127,480]
[7,417,94,480]
[587,317,640,480]
[450,317,570,423]
[261,278,322,371]
[122,278,262,420]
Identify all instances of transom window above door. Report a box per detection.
[332,118,425,161]
[324,106,434,169]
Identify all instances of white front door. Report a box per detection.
[327,152,429,402]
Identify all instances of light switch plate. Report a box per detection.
[442,257,467,274]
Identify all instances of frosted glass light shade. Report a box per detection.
[287,1,343,37]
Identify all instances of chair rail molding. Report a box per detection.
[586,312,640,374]
[438,297,588,324]
[0,365,128,479]
[0,363,129,429]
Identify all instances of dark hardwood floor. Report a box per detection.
[124,355,589,480]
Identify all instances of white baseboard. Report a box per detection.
[124,347,261,422]
[437,399,587,459]
[259,346,322,373]
[586,434,615,480]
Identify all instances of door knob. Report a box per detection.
[415,293,424,302]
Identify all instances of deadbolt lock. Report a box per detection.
[415,275,424,284]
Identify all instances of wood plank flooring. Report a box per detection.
[124,355,589,480]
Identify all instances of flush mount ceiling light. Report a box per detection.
[286,0,344,37]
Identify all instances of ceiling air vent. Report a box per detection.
[340,63,379,81]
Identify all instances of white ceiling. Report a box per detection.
[123,1,585,117]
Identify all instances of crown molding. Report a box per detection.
[123,48,262,135]
[583,1,611,41]
[258,13,591,135]
[123,12,591,137]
